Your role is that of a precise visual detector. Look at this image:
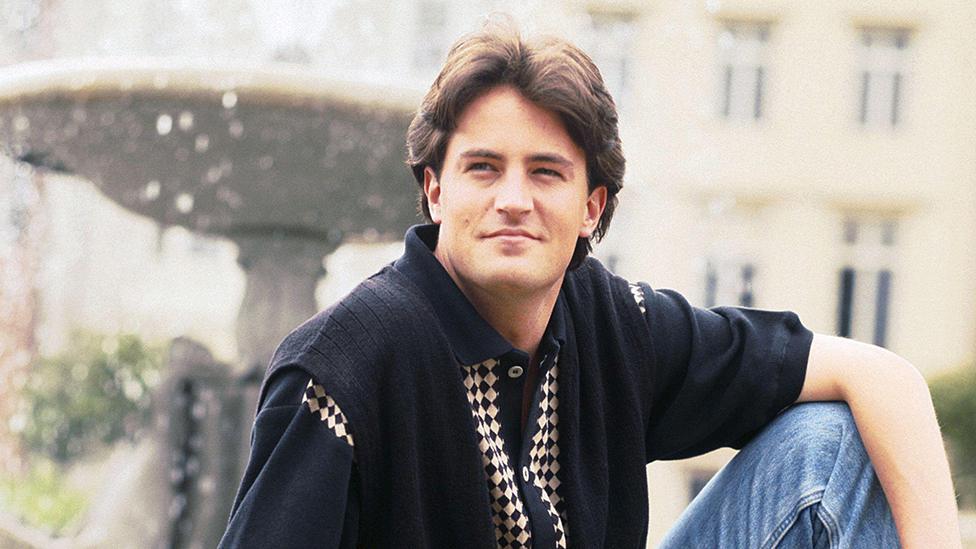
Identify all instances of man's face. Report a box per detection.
[424,85,607,299]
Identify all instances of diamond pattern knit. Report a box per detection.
[302,356,570,548]
[303,380,355,448]
[528,358,568,548]
[462,358,533,547]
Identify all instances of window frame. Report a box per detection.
[716,20,772,122]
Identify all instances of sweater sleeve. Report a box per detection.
[631,284,814,462]
[219,368,360,548]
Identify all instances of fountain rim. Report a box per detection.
[0,56,423,112]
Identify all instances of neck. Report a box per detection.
[463,282,560,361]
[434,255,560,361]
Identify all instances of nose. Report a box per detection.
[494,171,533,217]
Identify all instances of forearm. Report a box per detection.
[799,334,961,549]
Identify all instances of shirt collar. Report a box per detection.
[393,224,566,366]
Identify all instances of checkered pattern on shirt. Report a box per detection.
[528,357,568,548]
[302,380,355,448]
[461,358,532,548]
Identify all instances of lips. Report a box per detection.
[484,229,540,240]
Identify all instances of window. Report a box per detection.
[702,197,759,308]
[837,217,897,347]
[858,28,910,127]
[705,259,755,308]
[717,21,770,121]
[586,12,638,107]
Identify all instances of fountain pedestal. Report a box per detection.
[233,233,337,374]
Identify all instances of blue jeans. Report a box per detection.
[659,402,900,548]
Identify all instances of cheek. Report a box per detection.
[555,198,590,230]
[441,190,484,229]
[451,197,484,230]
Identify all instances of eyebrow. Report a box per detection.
[459,149,575,167]
[459,149,503,161]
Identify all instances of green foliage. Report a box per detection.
[930,365,976,508]
[20,331,162,463]
[0,458,87,535]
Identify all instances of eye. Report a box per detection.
[534,167,564,179]
[466,161,497,173]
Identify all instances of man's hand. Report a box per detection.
[798,333,962,549]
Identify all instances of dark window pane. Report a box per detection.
[705,261,718,308]
[875,270,891,347]
[891,72,902,126]
[838,267,856,337]
[740,264,754,307]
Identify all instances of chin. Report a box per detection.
[473,259,562,294]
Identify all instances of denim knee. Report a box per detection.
[739,401,873,493]
[660,402,896,549]
[764,402,863,456]
[775,401,855,429]
[766,404,898,547]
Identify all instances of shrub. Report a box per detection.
[18,332,162,463]
[930,365,976,508]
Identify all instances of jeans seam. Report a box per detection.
[763,489,824,549]
[816,501,840,549]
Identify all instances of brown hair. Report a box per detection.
[405,21,625,270]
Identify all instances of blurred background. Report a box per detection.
[1,0,974,547]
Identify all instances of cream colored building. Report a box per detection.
[595,0,976,377]
[3,0,975,546]
[576,0,976,543]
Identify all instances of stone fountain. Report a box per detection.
[0,58,421,372]
[0,58,422,548]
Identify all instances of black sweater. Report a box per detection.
[235,225,813,547]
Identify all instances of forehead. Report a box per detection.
[447,85,583,161]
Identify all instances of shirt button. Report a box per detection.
[522,466,530,482]
[507,365,524,379]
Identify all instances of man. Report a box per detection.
[220,23,961,548]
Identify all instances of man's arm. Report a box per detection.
[798,333,961,549]
[219,371,359,548]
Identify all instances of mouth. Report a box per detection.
[484,229,540,241]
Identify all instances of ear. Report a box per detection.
[579,186,608,238]
[423,166,443,224]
